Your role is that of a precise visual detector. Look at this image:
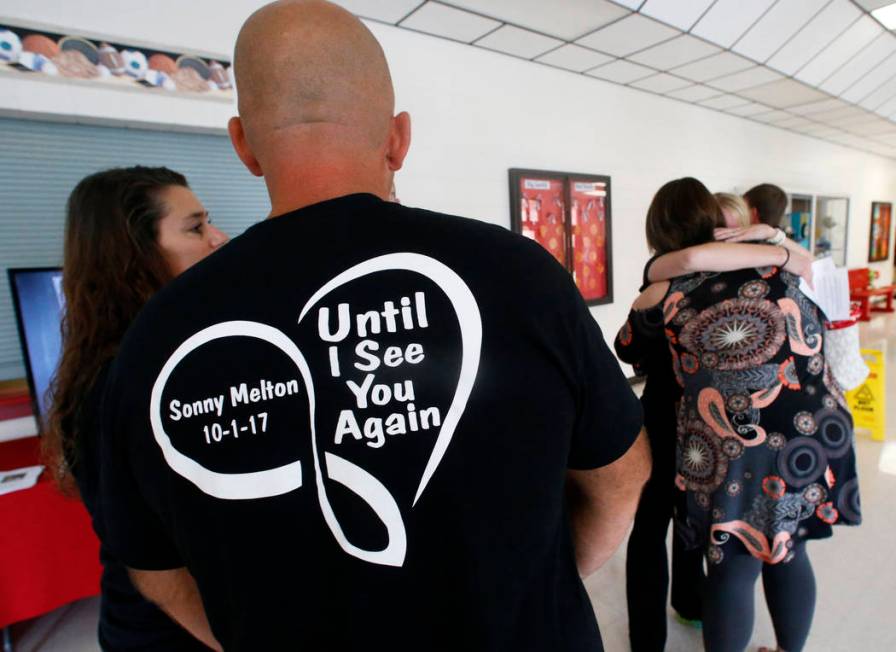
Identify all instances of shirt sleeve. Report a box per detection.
[614,306,666,373]
[97,356,184,571]
[569,297,644,470]
[641,255,660,291]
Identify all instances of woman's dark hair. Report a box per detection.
[45,166,188,492]
[645,177,722,255]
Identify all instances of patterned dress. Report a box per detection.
[623,266,861,566]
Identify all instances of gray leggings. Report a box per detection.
[703,541,815,652]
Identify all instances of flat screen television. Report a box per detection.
[8,267,64,430]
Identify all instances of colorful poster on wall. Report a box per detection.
[869,201,892,263]
[846,347,886,441]
[509,169,613,306]
[518,176,567,267]
[570,180,609,302]
[0,24,233,101]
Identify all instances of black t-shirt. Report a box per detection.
[71,366,210,651]
[99,193,643,651]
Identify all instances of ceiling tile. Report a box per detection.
[334,0,426,23]
[788,98,851,115]
[799,125,844,137]
[629,72,692,93]
[699,94,750,110]
[576,14,679,57]
[628,34,720,70]
[856,0,896,9]
[857,76,896,111]
[752,109,795,124]
[811,105,878,123]
[665,84,721,101]
[670,51,754,83]
[874,93,896,119]
[706,66,784,92]
[691,0,776,49]
[724,101,774,116]
[775,115,817,129]
[400,2,501,41]
[445,0,630,40]
[820,33,896,96]
[795,15,884,87]
[844,118,896,136]
[766,0,863,75]
[835,112,887,126]
[732,0,829,63]
[535,44,614,72]
[841,52,896,103]
[877,132,896,145]
[610,0,644,7]
[586,58,656,83]
[735,78,829,109]
[789,122,824,134]
[639,0,715,31]
[475,24,564,58]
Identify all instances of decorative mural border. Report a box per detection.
[0,23,233,101]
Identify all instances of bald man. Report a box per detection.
[98,2,649,650]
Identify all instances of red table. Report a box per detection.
[0,436,102,629]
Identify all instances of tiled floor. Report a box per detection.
[8,316,896,652]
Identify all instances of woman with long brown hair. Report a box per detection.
[45,166,227,651]
[618,178,860,652]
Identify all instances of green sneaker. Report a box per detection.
[674,613,703,630]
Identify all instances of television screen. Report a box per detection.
[8,267,64,428]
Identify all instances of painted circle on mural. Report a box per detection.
[836,477,861,522]
[679,298,786,370]
[814,408,852,458]
[777,437,828,488]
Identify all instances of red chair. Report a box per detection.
[848,267,895,321]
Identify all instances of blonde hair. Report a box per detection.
[715,192,751,228]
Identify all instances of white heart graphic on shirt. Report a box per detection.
[298,253,482,566]
[149,253,481,568]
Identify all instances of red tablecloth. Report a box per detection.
[0,436,102,627]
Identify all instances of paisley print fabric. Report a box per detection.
[622,267,861,566]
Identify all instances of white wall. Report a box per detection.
[3,0,896,360]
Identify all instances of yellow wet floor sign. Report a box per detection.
[846,348,886,441]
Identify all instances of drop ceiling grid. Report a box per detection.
[337,0,896,159]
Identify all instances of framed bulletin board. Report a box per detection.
[509,169,613,306]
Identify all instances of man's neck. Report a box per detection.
[256,128,390,217]
[262,160,388,218]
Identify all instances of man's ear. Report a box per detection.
[228,117,264,177]
[385,111,411,172]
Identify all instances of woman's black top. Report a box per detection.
[70,364,210,651]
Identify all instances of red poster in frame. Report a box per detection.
[569,178,609,302]
[517,175,567,266]
[509,169,613,306]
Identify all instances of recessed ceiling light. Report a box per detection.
[872,3,896,29]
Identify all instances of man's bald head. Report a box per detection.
[233,0,395,148]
